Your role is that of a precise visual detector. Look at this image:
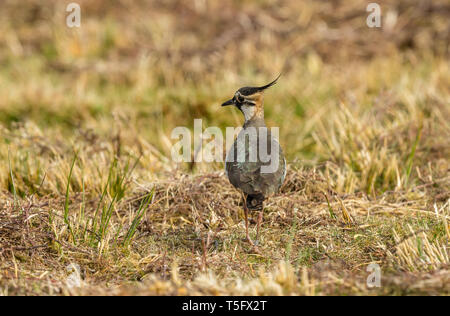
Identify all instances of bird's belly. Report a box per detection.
[225,130,286,196]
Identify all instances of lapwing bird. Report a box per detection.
[222,76,286,245]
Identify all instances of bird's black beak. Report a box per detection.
[221,99,234,107]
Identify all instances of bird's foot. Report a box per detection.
[245,234,255,246]
[245,234,262,254]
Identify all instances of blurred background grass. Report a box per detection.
[0,0,449,295]
[0,0,448,196]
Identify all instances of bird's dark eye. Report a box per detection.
[236,95,244,103]
[244,100,256,106]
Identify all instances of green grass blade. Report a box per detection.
[123,188,155,247]
[7,148,19,212]
[64,152,78,243]
[405,124,423,186]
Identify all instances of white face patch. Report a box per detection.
[240,104,256,122]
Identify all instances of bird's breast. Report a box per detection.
[224,126,286,195]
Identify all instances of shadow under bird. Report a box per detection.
[222,76,286,246]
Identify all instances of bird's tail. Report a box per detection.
[246,194,265,211]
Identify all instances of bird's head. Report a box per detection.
[221,75,280,122]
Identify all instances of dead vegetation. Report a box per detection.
[0,0,449,295]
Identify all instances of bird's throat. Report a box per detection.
[241,105,264,125]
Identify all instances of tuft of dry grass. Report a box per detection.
[0,0,449,295]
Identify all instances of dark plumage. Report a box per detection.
[221,76,286,245]
[237,74,281,96]
[225,123,286,209]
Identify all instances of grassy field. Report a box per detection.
[0,0,449,295]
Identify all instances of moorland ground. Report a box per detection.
[0,0,449,295]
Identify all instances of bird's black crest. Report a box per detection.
[238,74,281,96]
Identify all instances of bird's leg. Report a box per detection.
[244,204,255,246]
[256,211,263,242]
[241,193,255,246]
